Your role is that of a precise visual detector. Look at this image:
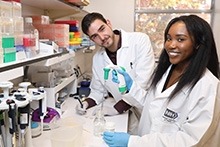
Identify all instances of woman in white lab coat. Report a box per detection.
[103,15,220,147]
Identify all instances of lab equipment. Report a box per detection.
[31,121,41,138]
[0,111,6,146]
[7,101,16,147]
[105,121,115,132]
[18,104,30,147]
[19,82,31,93]
[0,111,5,147]
[38,87,47,132]
[103,64,127,93]
[0,82,13,99]
[23,17,39,58]
[32,107,60,130]
[0,123,4,147]
[32,107,60,123]
[103,132,130,147]
[93,108,106,137]
[17,82,31,147]
[112,68,133,91]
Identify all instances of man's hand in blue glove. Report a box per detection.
[103,131,130,147]
[112,69,133,91]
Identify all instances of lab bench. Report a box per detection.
[32,97,128,147]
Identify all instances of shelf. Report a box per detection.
[44,74,77,109]
[54,74,76,94]
[31,51,75,67]
[21,0,88,19]
[0,67,24,82]
[0,52,62,72]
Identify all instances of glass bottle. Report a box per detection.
[93,108,106,137]
[23,17,39,58]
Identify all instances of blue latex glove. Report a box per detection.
[103,131,130,147]
[112,69,133,91]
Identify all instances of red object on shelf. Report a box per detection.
[3,0,20,2]
[54,20,79,26]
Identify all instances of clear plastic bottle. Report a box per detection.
[23,17,39,58]
[93,108,106,137]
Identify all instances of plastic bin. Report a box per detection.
[4,52,16,63]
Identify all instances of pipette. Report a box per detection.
[103,64,127,94]
[101,81,107,112]
[0,111,5,147]
[38,87,47,133]
[0,111,6,146]
[18,104,30,147]
[0,81,13,99]
[7,100,16,147]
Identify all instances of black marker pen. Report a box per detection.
[130,62,133,69]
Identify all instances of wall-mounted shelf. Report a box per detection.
[21,0,88,19]
[46,73,77,97]
[31,52,75,67]
[0,52,62,72]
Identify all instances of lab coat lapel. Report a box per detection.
[155,66,175,99]
[116,30,129,66]
[102,48,113,66]
[155,83,176,99]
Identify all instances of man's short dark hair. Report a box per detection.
[81,12,107,35]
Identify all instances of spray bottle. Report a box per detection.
[103,64,127,94]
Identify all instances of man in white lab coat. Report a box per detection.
[75,12,155,134]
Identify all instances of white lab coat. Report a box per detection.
[126,66,220,147]
[88,29,155,111]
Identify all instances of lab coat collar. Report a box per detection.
[155,65,190,99]
[98,47,113,66]
[119,29,129,49]
[100,29,128,51]
[100,29,129,65]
